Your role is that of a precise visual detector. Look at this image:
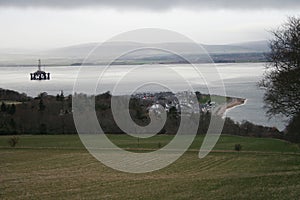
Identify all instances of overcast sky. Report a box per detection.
[0,0,299,49]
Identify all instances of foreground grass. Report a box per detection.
[0,134,299,153]
[1,135,300,199]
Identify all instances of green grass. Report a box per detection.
[1,134,299,153]
[1,100,22,105]
[1,134,300,199]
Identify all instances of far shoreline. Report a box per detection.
[226,98,246,110]
[216,97,246,116]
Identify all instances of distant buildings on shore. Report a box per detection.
[132,91,216,115]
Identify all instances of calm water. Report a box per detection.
[0,63,287,130]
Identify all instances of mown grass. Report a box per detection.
[0,134,299,153]
[1,100,22,105]
[0,134,300,199]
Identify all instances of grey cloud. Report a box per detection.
[0,0,299,10]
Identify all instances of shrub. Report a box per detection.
[8,104,16,115]
[1,102,7,112]
[286,113,300,143]
[234,144,242,151]
[158,142,162,148]
[8,136,19,147]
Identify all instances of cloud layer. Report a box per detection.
[0,0,299,10]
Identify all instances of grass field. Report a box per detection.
[1,134,300,199]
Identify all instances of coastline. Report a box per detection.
[215,97,246,116]
[226,97,246,110]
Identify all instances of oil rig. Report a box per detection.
[30,59,50,80]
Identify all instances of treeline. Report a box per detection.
[0,90,284,141]
[0,88,31,102]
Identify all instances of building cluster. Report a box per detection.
[132,91,216,115]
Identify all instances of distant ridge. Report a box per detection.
[47,40,269,56]
[227,40,269,52]
[0,40,269,66]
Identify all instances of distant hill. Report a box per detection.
[47,40,269,57]
[227,40,269,52]
[0,41,270,66]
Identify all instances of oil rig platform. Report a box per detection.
[30,59,50,80]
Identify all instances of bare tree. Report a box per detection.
[260,17,300,117]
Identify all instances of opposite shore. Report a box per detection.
[0,88,282,138]
[216,97,246,116]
